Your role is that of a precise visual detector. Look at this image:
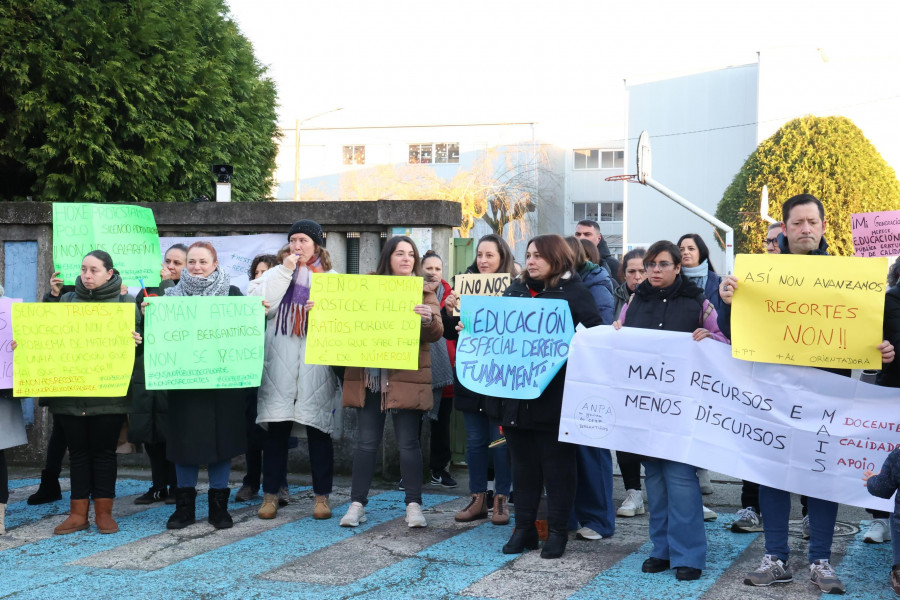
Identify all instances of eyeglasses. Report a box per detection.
[766,238,778,245]
[646,261,674,270]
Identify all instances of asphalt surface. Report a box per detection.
[0,467,895,599]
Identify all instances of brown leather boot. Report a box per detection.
[491,494,510,525]
[54,499,90,535]
[455,492,488,522]
[313,495,332,519]
[93,498,118,534]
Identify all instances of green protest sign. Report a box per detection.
[52,203,162,286]
[143,296,265,390]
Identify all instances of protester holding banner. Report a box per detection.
[127,243,189,506]
[613,240,728,581]
[339,236,443,529]
[492,234,603,559]
[441,234,516,526]
[610,248,648,518]
[720,194,895,594]
[421,250,457,490]
[255,220,342,520]
[162,242,246,531]
[1,283,28,535]
[37,251,143,535]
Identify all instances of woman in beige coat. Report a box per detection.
[339,236,442,529]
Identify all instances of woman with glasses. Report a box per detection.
[613,240,728,582]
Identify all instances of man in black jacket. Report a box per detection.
[575,220,621,284]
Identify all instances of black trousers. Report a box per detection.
[262,421,333,496]
[617,451,644,491]
[429,392,453,473]
[741,480,760,512]
[144,442,176,491]
[44,414,68,476]
[242,389,264,490]
[56,413,124,500]
[505,428,577,530]
[0,449,8,504]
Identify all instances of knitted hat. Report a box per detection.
[287,219,324,247]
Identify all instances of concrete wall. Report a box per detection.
[0,200,461,478]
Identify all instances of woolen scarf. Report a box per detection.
[274,257,325,336]
[682,260,709,291]
[165,268,231,297]
[74,273,124,301]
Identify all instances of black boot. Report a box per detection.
[27,469,62,505]
[502,526,540,554]
[166,487,197,529]
[540,529,568,559]
[207,488,233,530]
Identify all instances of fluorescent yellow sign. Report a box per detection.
[12,303,136,397]
[306,274,424,370]
[732,254,887,368]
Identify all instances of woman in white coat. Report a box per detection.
[255,220,341,520]
[1,283,28,534]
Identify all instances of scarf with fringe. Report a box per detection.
[274,257,325,336]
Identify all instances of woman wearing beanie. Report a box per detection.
[164,242,246,531]
[255,220,342,520]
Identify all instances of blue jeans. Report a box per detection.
[462,411,510,495]
[568,445,615,537]
[176,460,232,489]
[759,486,837,563]
[643,459,706,569]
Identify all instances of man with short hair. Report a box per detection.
[575,220,621,284]
[720,193,895,594]
[765,222,782,254]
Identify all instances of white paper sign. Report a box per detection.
[560,326,896,512]
[158,234,286,293]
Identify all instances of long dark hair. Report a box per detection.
[523,234,575,289]
[565,236,588,271]
[467,233,517,276]
[677,233,716,273]
[375,235,423,276]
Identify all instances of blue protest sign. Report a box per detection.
[455,296,574,399]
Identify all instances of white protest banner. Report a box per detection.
[560,326,896,512]
[158,234,285,293]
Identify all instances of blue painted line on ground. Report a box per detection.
[6,478,40,490]
[839,520,895,599]
[568,513,759,600]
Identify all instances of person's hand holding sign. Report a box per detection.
[719,274,738,305]
[414,303,433,325]
[49,271,64,297]
[443,293,458,314]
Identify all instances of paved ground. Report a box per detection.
[1,467,895,599]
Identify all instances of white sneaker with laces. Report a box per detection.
[809,559,845,594]
[339,502,366,527]
[616,489,645,517]
[406,502,427,528]
[864,518,891,543]
[703,505,717,521]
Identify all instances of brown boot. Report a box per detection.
[93,498,118,534]
[313,495,331,520]
[54,499,90,535]
[258,493,278,519]
[455,493,488,522]
[491,494,510,525]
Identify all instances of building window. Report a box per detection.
[409,143,459,164]
[574,149,624,170]
[342,145,365,165]
[573,202,623,222]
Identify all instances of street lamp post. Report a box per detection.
[293,107,343,201]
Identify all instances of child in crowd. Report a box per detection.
[863,451,900,595]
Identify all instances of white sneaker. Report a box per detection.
[339,501,366,527]
[697,469,713,495]
[576,526,603,540]
[703,505,717,521]
[616,489,645,517]
[0,503,6,535]
[865,518,891,543]
[405,502,427,528]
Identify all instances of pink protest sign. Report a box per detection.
[0,297,22,388]
[852,211,900,257]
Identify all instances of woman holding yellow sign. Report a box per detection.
[340,236,443,529]
[40,250,142,536]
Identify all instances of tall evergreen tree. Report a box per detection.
[716,116,900,255]
[0,0,278,202]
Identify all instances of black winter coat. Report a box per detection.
[877,286,900,388]
[494,273,604,432]
[623,275,708,333]
[165,286,248,465]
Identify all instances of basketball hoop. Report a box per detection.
[604,174,640,183]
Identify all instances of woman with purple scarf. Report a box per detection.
[255,220,342,520]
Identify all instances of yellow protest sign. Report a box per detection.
[306,274,423,370]
[12,303,136,397]
[732,254,887,367]
[452,273,511,315]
